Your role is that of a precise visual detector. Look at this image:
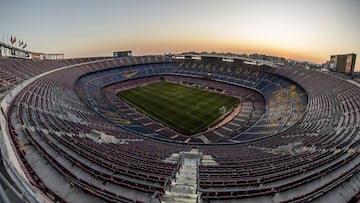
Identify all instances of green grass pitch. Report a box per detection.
[117,82,239,135]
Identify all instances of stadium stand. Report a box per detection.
[75,59,305,143]
[0,55,359,203]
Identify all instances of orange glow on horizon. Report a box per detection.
[65,36,328,65]
[65,46,326,65]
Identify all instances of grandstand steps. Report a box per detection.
[171,134,179,139]
[221,126,233,132]
[143,122,153,126]
[164,153,180,164]
[233,116,247,122]
[201,155,218,165]
[227,121,240,127]
[213,130,224,137]
[126,112,138,116]
[161,193,197,203]
[237,112,250,117]
[161,150,200,203]
[155,127,165,132]
[198,135,210,144]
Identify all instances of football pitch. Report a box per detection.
[117,82,239,135]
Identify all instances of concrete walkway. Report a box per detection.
[162,149,200,203]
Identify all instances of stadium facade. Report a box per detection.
[0,53,359,203]
[0,42,64,60]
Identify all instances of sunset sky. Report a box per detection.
[0,0,359,66]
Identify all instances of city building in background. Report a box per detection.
[330,53,357,75]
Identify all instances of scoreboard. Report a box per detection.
[113,50,132,58]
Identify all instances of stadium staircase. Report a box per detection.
[161,149,200,203]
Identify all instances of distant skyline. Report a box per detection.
[0,0,359,67]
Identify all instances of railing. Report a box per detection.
[0,141,42,203]
[150,191,161,203]
[196,157,200,203]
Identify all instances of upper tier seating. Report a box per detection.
[75,60,307,143]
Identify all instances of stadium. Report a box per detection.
[1,49,360,203]
[1,1,360,203]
